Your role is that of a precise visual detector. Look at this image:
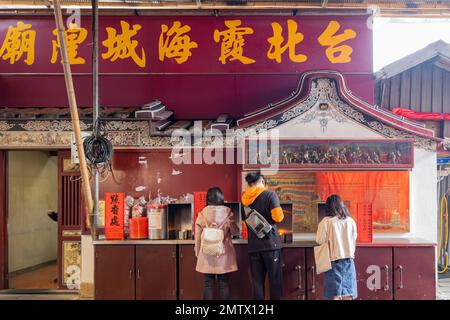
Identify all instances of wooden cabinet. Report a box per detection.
[302,246,436,300]
[95,245,135,300]
[393,247,436,300]
[282,248,306,300]
[179,244,204,300]
[229,245,253,300]
[95,244,177,300]
[94,243,437,300]
[179,244,253,300]
[305,247,393,300]
[305,248,324,300]
[354,247,393,300]
[136,245,177,300]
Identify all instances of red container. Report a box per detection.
[241,221,248,240]
[129,217,149,239]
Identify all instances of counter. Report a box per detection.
[92,237,435,247]
[93,237,436,300]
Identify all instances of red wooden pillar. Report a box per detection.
[0,151,7,289]
[57,151,82,289]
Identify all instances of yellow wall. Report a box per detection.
[8,151,58,273]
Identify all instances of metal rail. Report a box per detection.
[92,0,100,240]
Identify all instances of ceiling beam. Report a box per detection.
[0,1,450,17]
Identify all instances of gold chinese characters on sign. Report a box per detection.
[0,21,36,65]
[159,21,198,64]
[102,20,146,68]
[51,23,88,65]
[0,19,357,67]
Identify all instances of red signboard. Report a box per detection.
[105,192,125,240]
[356,202,373,243]
[0,15,372,74]
[193,191,207,238]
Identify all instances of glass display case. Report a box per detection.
[244,171,410,234]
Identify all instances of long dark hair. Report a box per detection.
[206,187,225,206]
[325,195,350,220]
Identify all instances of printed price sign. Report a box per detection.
[70,132,90,164]
[105,192,125,240]
[356,202,373,243]
[194,192,207,238]
[148,213,162,230]
[98,200,105,228]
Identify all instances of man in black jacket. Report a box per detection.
[241,172,284,300]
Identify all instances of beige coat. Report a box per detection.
[316,216,358,262]
[195,205,239,274]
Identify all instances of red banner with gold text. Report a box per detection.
[0,15,372,74]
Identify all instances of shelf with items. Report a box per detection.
[97,194,294,242]
[168,202,193,240]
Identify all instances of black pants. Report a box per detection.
[203,273,230,300]
[249,250,283,300]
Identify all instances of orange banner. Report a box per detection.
[315,171,409,233]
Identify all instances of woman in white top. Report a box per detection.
[316,195,358,300]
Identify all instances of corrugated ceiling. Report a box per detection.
[1,0,450,16]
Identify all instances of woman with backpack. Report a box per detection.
[195,187,240,300]
[316,194,358,300]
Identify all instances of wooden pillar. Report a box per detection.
[52,0,94,226]
[0,151,7,289]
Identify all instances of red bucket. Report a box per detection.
[129,217,149,239]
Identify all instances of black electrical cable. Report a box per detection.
[83,118,116,182]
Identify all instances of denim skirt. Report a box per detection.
[323,258,358,300]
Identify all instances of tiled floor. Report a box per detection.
[2,274,450,300]
[8,263,58,290]
[437,277,450,300]
[0,292,79,300]
[1,262,78,300]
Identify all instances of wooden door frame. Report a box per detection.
[57,150,66,289]
[0,150,7,289]
[57,150,82,289]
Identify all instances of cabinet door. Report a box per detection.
[229,245,253,300]
[136,245,177,300]
[306,248,324,300]
[95,245,135,300]
[354,247,393,300]
[282,248,306,300]
[394,247,436,300]
[179,245,204,300]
